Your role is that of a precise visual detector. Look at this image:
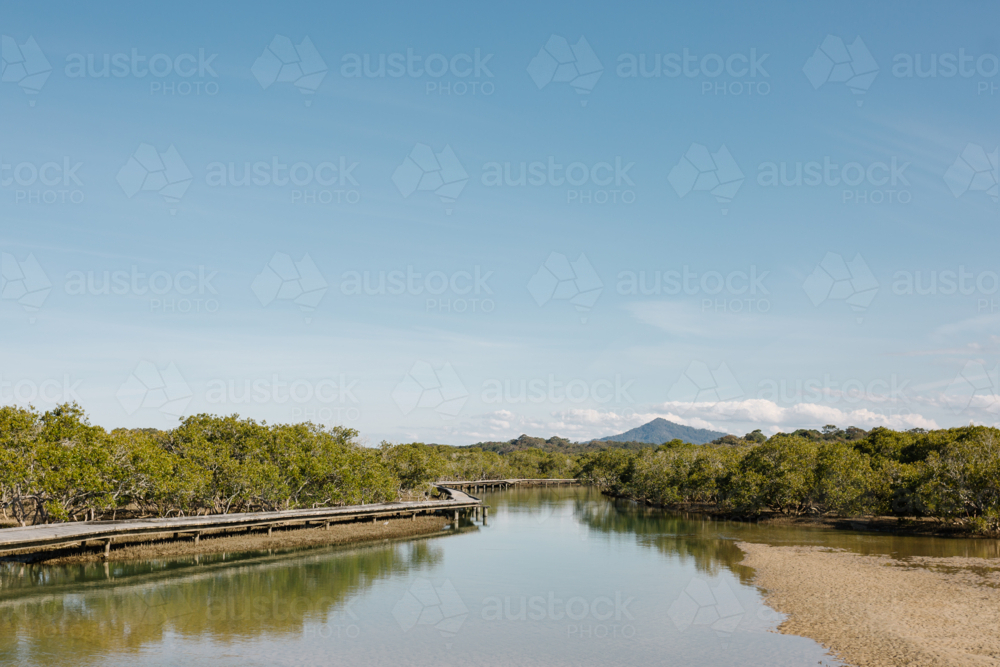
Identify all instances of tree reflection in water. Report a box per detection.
[0,540,442,665]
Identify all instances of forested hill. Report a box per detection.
[465,419,727,453]
[598,418,725,445]
[467,434,656,455]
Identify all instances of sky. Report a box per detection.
[0,0,998,444]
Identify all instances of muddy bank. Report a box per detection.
[5,515,451,565]
[738,541,1000,667]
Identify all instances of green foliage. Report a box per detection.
[0,407,396,524]
[720,436,819,515]
[0,405,584,525]
[574,424,1000,534]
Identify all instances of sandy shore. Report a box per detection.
[6,515,451,565]
[738,542,1000,666]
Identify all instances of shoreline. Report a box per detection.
[738,541,1000,667]
[2,515,452,565]
[616,497,999,539]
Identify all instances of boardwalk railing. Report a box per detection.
[0,485,481,558]
[438,478,581,492]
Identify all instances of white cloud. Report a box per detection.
[651,399,939,432]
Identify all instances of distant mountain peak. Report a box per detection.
[598,418,725,445]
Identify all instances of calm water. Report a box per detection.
[2,487,997,666]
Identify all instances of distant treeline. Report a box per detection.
[577,425,1000,534]
[467,433,659,455]
[0,405,574,526]
[5,408,998,533]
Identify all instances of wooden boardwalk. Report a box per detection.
[0,485,481,557]
[439,478,580,492]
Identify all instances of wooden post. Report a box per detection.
[411,512,416,521]
[453,510,459,525]
[103,539,112,557]
[324,521,330,531]
[267,525,273,536]
[372,516,377,524]
[483,507,488,525]
[193,532,200,545]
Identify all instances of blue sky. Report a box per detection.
[1,0,998,444]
